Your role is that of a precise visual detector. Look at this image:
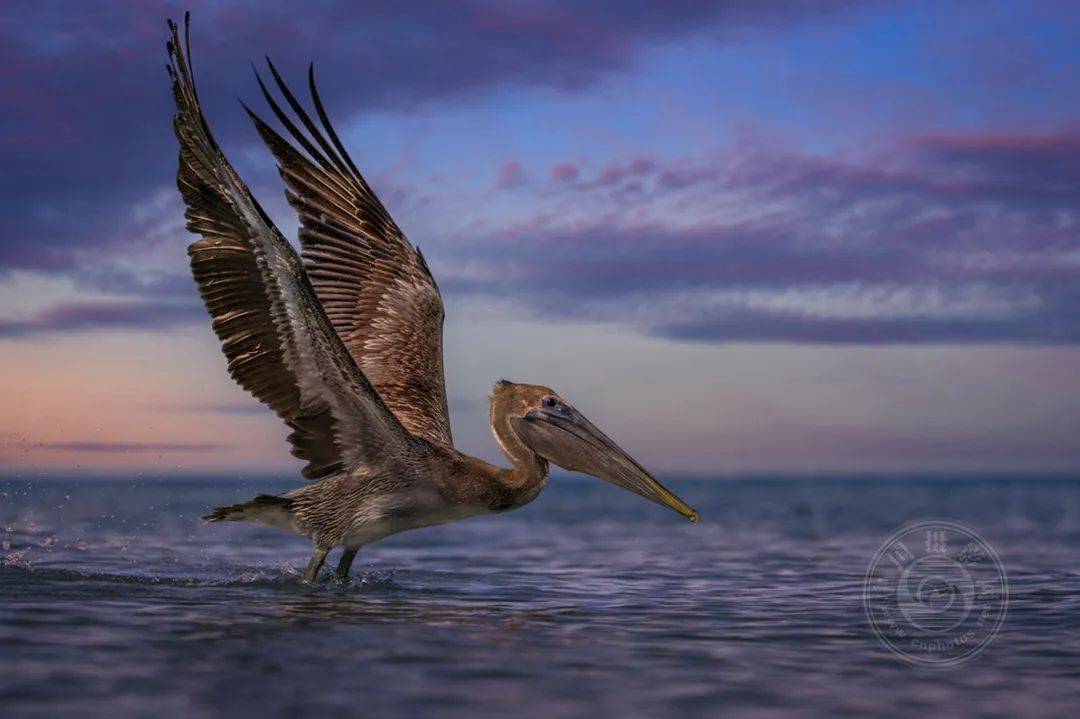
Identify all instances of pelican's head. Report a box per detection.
[491,380,699,523]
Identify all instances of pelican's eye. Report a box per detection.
[542,396,559,409]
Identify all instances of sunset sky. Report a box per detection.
[2,0,1080,476]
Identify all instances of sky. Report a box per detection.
[2,0,1079,477]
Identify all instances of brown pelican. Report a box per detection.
[165,15,698,582]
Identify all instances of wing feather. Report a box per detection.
[244,62,454,447]
[167,14,411,478]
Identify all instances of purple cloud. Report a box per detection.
[0,1,848,277]
[587,156,659,188]
[5,2,1078,347]
[36,441,226,453]
[6,121,1079,345]
[0,300,200,337]
[494,160,528,190]
[550,162,580,183]
[431,128,1080,343]
[9,124,1080,344]
[148,402,268,416]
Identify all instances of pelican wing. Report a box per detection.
[242,61,453,447]
[167,16,410,478]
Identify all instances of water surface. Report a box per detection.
[2,476,1079,717]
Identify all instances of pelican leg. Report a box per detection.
[336,548,358,581]
[302,547,329,583]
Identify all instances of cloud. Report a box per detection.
[550,162,580,183]
[0,0,847,277]
[430,128,1080,343]
[7,122,1080,346]
[149,402,267,416]
[6,126,1080,345]
[586,156,659,188]
[493,160,527,190]
[913,130,1080,200]
[34,441,226,453]
[0,300,201,337]
[5,2,1079,347]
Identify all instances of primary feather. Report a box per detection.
[167,15,411,479]
[246,59,453,447]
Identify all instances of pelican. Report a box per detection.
[166,15,698,582]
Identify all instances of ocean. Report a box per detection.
[2,476,1078,718]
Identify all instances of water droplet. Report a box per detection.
[2,548,28,565]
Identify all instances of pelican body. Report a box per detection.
[166,15,697,582]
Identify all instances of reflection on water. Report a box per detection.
[2,476,1079,717]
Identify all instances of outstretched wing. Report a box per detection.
[167,15,411,478]
[243,60,453,447]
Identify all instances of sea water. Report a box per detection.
[2,476,1078,717]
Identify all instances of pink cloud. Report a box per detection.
[494,160,527,190]
[587,156,659,188]
[550,161,580,183]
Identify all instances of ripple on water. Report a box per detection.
[1,477,1079,718]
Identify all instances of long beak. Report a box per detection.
[514,406,699,523]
